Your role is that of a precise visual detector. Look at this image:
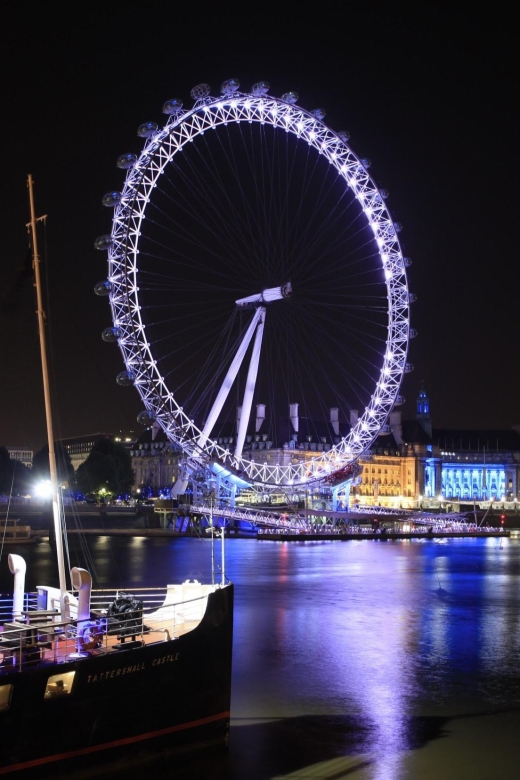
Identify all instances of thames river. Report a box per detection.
[2,533,520,779]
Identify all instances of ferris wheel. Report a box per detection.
[95,79,414,490]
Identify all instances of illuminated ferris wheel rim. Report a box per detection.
[103,80,412,488]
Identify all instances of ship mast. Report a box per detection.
[27,174,67,606]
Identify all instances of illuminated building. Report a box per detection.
[434,430,520,502]
[129,422,181,495]
[59,433,128,471]
[357,385,520,508]
[7,447,33,469]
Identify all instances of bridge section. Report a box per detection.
[188,503,488,534]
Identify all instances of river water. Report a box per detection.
[2,533,520,779]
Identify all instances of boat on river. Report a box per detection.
[0,519,40,545]
[0,177,233,777]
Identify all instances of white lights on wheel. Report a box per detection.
[103,81,411,488]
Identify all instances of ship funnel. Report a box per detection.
[71,567,92,623]
[8,554,26,620]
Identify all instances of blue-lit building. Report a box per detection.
[410,384,519,502]
[434,430,519,501]
[411,384,520,503]
[357,384,520,507]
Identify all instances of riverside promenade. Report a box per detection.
[1,500,513,541]
[257,528,509,541]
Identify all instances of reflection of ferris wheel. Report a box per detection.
[95,79,414,489]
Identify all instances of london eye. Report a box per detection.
[95,79,413,491]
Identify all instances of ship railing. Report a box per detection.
[0,592,38,624]
[89,585,213,642]
[0,599,207,677]
[0,588,216,672]
[0,616,77,672]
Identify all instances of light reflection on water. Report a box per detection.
[3,535,520,778]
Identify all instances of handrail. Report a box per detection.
[0,586,218,674]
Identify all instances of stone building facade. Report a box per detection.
[129,423,181,495]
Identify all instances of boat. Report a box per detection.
[0,519,41,545]
[0,176,233,777]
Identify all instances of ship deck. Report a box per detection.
[0,582,219,674]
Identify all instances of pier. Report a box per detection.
[1,501,511,542]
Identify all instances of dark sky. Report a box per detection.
[0,1,516,453]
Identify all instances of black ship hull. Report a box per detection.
[0,584,233,777]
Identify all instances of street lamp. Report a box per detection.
[34,480,52,499]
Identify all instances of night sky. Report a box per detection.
[0,2,516,453]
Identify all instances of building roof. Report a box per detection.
[432,428,520,452]
[401,420,432,445]
[369,431,401,453]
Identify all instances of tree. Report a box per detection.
[0,446,31,495]
[75,439,134,498]
[32,443,75,488]
[0,446,15,494]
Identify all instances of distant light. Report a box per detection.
[35,480,52,499]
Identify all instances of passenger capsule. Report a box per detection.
[94,235,113,251]
[403,256,412,267]
[281,91,298,104]
[220,78,240,95]
[379,189,389,199]
[190,83,211,100]
[360,158,372,169]
[116,153,137,169]
[162,99,183,115]
[102,327,121,343]
[94,280,112,296]
[101,191,122,208]
[137,121,158,137]
[311,108,326,120]
[116,370,135,386]
[338,130,350,142]
[409,328,418,338]
[393,222,403,232]
[405,363,414,373]
[394,395,405,406]
[137,410,156,426]
[252,81,270,96]
[408,292,417,303]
